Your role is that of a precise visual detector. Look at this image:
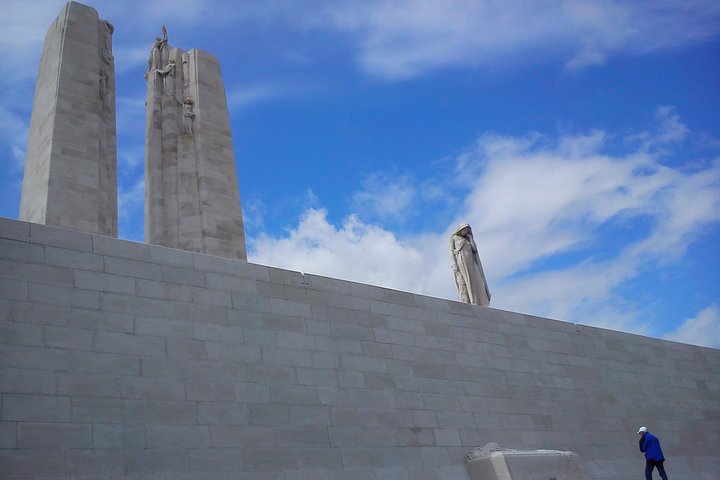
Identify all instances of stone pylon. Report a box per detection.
[20,1,117,237]
[144,28,247,260]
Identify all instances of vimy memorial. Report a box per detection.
[2,2,718,479]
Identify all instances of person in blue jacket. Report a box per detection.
[638,426,669,480]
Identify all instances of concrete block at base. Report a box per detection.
[465,444,591,480]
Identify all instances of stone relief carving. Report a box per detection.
[99,19,114,111]
[145,24,168,79]
[182,97,195,135]
[450,223,491,306]
[156,59,176,96]
[182,53,190,95]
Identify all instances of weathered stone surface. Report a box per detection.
[465,444,591,480]
[19,1,117,237]
[1,216,719,480]
[144,29,246,260]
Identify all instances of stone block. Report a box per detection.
[93,234,151,261]
[257,280,286,298]
[193,286,233,307]
[206,272,256,293]
[285,468,330,480]
[296,448,343,469]
[0,322,42,345]
[199,401,248,424]
[186,376,236,401]
[102,292,169,317]
[235,377,270,403]
[0,345,68,370]
[146,425,210,448]
[0,217,30,242]
[28,282,100,309]
[275,426,330,446]
[262,314,306,333]
[0,238,44,263]
[70,350,140,375]
[93,331,166,356]
[72,397,124,423]
[135,316,193,338]
[46,246,102,271]
[17,422,91,448]
[92,423,146,448]
[297,367,339,387]
[0,421,16,448]
[135,279,193,302]
[206,341,260,363]
[124,399,198,424]
[189,448,245,472]
[291,405,332,426]
[0,368,56,394]
[120,376,186,400]
[248,404,291,426]
[232,292,272,312]
[315,336,364,354]
[57,372,118,397]
[67,449,125,476]
[2,394,71,422]
[342,354,388,373]
[162,265,206,286]
[75,269,135,294]
[270,384,321,405]
[211,426,275,447]
[465,446,592,480]
[43,325,93,350]
[150,245,195,268]
[30,223,93,251]
[167,337,208,360]
[123,449,190,475]
[0,449,66,476]
[1,259,74,286]
[104,255,162,280]
[243,448,297,471]
[328,467,378,480]
[192,323,245,343]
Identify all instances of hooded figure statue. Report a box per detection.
[450,223,490,306]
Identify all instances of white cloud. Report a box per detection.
[351,172,417,222]
[250,209,444,293]
[312,0,720,79]
[665,305,720,349]
[118,177,144,221]
[248,110,720,344]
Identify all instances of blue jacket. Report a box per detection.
[639,432,665,461]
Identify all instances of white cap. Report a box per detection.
[637,426,647,434]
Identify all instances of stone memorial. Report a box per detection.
[451,223,491,305]
[19,1,117,237]
[5,2,720,479]
[465,443,592,480]
[144,27,247,260]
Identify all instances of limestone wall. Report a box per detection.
[19,2,117,237]
[0,216,718,479]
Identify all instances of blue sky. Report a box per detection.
[1,0,719,348]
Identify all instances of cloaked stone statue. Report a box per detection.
[450,223,490,306]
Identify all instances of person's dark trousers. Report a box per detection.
[645,460,669,480]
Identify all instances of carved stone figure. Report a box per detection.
[182,53,190,94]
[182,97,195,135]
[146,25,168,78]
[99,20,114,111]
[156,59,176,96]
[450,223,490,306]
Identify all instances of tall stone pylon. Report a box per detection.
[20,1,117,237]
[144,27,247,260]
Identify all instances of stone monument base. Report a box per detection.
[465,444,591,480]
